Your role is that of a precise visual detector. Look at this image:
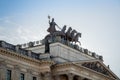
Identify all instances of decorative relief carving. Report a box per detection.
[82,62,109,76]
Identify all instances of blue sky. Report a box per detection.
[0,0,120,77]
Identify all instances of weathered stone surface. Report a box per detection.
[0,62,6,80]
[27,42,95,63]
[0,42,119,80]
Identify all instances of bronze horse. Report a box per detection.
[65,28,78,41]
[45,25,66,40]
[65,27,72,40]
[72,33,81,45]
[45,25,81,45]
[52,25,66,37]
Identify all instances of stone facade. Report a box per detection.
[0,41,119,80]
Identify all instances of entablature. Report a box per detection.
[0,48,54,73]
[52,62,118,80]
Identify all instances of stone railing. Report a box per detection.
[0,40,40,60]
[46,37,103,61]
[14,37,103,61]
[17,40,42,48]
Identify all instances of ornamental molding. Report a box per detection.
[0,48,54,67]
[52,62,116,80]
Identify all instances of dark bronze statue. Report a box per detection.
[67,29,77,41]
[61,25,67,33]
[73,33,81,41]
[65,27,72,40]
[45,39,50,53]
[45,16,82,50]
[70,29,77,38]
[45,25,67,40]
[47,16,61,34]
[72,33,81,45]
[53,25,66,37]
[47,18,57,34]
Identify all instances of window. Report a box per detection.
[20,73,24,80]
[33,77,37,80]
[6,70,11,80]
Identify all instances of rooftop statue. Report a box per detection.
[45,39,50,53]
[72,33,81,45]
[66,27,72,40]
[45,16,81,46]
[70,29,77,38]
[47,15,61,34]
[45,25,66,40]
[45,16,66,40]
[53,25,66,38]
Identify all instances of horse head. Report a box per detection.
[67,27,72,33]
[61,25,66,33]
[76,33,81,38]
[71,29,77,38]
[73,33,81,42]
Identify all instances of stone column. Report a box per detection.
[0,61,6,80]
[38,73,42,80]
[43,72,52,80]
[25,69,32,80]
[12,65,20,80]
[67,73,74,80]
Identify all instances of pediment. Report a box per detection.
[75,60,119,79]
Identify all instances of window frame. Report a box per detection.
[33,76,37,80]
[6,69,11,80]
[20,73,25,80]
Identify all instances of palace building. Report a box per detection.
[0,18,119,80]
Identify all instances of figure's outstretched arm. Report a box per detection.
[56,23,62,30]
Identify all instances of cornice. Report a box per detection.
[52,62,117,80]
[0,48,54,66]
[73,60,119,79]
